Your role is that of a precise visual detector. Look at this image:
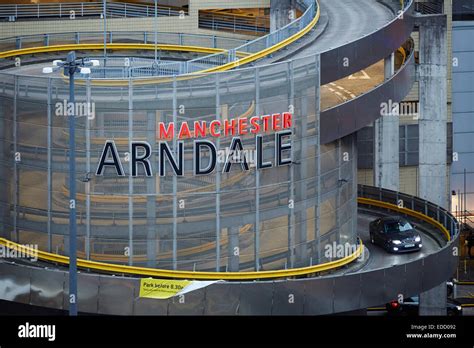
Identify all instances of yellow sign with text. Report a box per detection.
[139,278,191,299]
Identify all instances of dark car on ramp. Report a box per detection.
[369,216,422,253]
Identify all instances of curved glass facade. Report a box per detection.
[0,53,357,272]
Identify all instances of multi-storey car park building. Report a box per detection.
[0,0,461,315]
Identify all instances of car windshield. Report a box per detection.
[384,220,413,234]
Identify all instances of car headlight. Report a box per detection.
[456,305,462,311]
[392,240,402,245]
[415,236,421,242]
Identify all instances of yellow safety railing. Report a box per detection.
[0,2,320,87]
[0,195,452,280]
[358,197,451,241]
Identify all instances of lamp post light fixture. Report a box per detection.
[42,51,99,316]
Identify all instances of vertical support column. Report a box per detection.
[315,55,321,263]
[172,77,178,270]
[85,79,91,259]
[13,76,18,242]
[373,53,399,191]
[418,14,448,316]
[47,78,52,252]
[228,226,240,271]
[128,79,134,266]
[270,0,293,33]
[146,110,157,268]
[255,68,261,271]
[419,16,448,208]
[295,93,308,266]
[288,61,296,268]
[215,74,221,272]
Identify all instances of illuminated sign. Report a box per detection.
[95,113,293,177]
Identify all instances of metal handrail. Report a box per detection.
[0,1,187,21]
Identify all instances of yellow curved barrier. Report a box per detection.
[0,237,362,280]
[0,195,452,279]
[0,2,320,87]
[0,43,250,60]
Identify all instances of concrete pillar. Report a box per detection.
[146,110,157,268]
[418,15,448,208]
[373,53,399,191]
[419,283,447,316]
[270,0,294,33]
[227,226,240,272]
[417,14,448,315]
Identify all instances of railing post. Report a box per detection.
[37,3,39,18]
[75,32,80,44]
[179,33,183,46]
[213,35,217,48]
[15,37,21,49]
[424,200,428,216]
[59,3,61,18]
[124,3,127,18]
[43,34,49,47]
[144,32,147,44]
[109,32,113,44]
[81,3,83,17]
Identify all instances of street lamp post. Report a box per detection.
[43,52,99,316]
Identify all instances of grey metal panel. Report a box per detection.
[421,253,439,292]
[404,259,423,297]
[203,282,240,316]
[63,273,100,314]
[167,288,206,315]
[383,265,406,301]
[333,273,361,313]
[360,269,385,308]
[303,277,334,315]
[271,279,305,315]
[133,297,169,316]
[0,261,31,304]
[238,282,274,315]
[30,267,64,309]
[97,276,135,315]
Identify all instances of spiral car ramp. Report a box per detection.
[0,0,459,315]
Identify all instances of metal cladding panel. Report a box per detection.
[63,273,100,314]
[447,237,460,275]
[203,283,240,316]
[0,262,31,304]
[404,259,423,297]
[133,297,169,316]
[271,280,305,315]
[333,273,361,313]
[360,269,386,308]
[436,244,455,281]
[167,288,206,315]
[97,276,135,315]
[320,0,414,85]
[383,265,406,301]
[303,277,334,315]
[421,253,439,292]
[237,282,274,315]
[30,268,65,309]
